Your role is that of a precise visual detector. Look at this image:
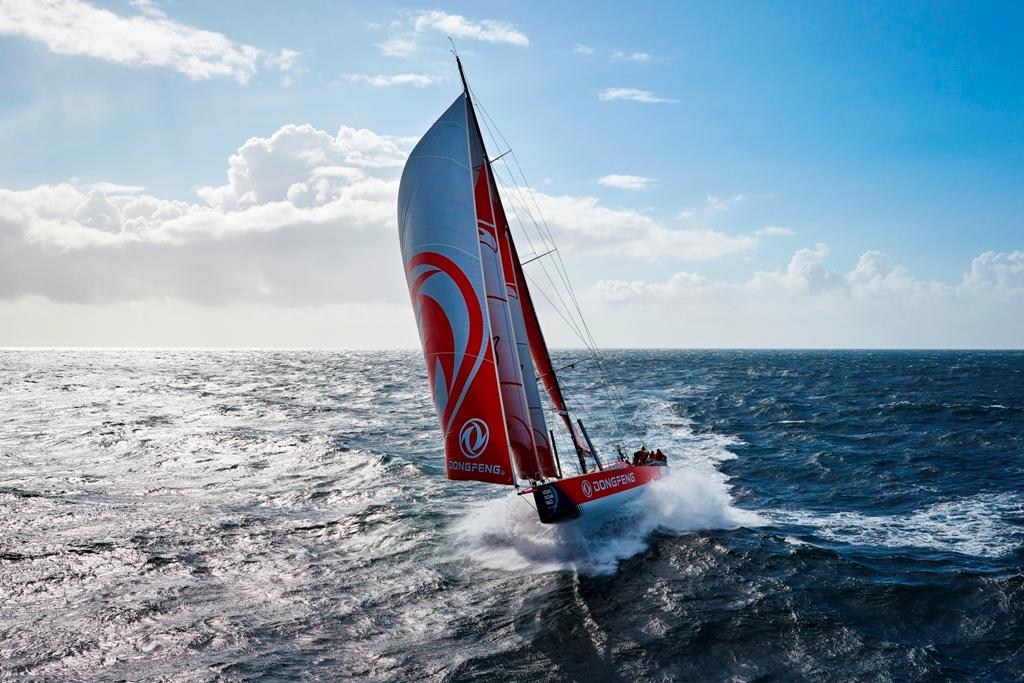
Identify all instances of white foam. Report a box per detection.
[775,493,1024,558]
[450,399,763,575]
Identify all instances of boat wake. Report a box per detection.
[451,400,763,574]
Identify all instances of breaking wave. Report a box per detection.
[775,493,1024,558]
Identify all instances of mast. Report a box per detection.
[459,50,551,483]
[457,50,594,475]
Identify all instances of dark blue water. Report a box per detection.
[1,349,1021,680]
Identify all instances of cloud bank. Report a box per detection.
[0,0,298,83]
[0,119,1018,348]
[588,245,1024,348]
[0,124,410,306]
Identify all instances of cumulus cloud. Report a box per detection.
[0,117,756,317]
[598,88,679,104]
[0,0,299,84]
[962,250,1024,292]
[339,73,444,88]
[596,174,657,191]
[587,246,1024,348]
[0,124,413,306]
[413,10,529,46]
[376,9,528,56]
[573,43,595,55]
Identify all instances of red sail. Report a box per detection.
[473,161,545,480]
[490,181,560,478]
[508,232,592,457]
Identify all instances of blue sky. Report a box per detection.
[0,1,1021,347]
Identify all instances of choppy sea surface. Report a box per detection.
[1,349,1022,681]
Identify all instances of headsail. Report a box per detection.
[397,94,514,485]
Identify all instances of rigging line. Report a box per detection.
[536,356,597,382]
[485,161,594,349]
[467,91,573,301]
[521,271,594,351]
[472,97,583,308]
[489,171,590,344]
[520,247,557,266]
[475,99,618,392]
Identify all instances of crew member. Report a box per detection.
[632,447,650,466]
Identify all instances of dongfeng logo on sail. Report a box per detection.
[459,418,489,459]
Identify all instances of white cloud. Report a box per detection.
[573,43,595,55]
[512,192,757,261]
[0,0,300,84]
[376,34,420,57]
[0,123,412,306]
[706,193,745,210]
[596,174,657,191]
[412,10,529,46]
[376,10,528,58]
[339,73,443,88]
[611,50,653,63]
[962,250,1024,292]
[196,124,408,211]
[587,246,1024,348]
[756,226,796,237]
[81,181,146,194]
[598,88,679,104]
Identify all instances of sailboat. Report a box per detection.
[397,54,666,525]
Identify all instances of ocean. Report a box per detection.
[1,349,1022,681]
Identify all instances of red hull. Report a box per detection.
[523,462,666,524]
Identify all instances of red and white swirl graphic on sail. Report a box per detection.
[406,251,512,485]
[397,93,514,485]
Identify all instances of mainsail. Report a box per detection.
[397,94,514,485]
[398,58,592,486]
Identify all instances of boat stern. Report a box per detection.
[532,481,581,524]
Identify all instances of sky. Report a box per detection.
[0,0,1021,348]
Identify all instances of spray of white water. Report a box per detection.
[450,400,764,574]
